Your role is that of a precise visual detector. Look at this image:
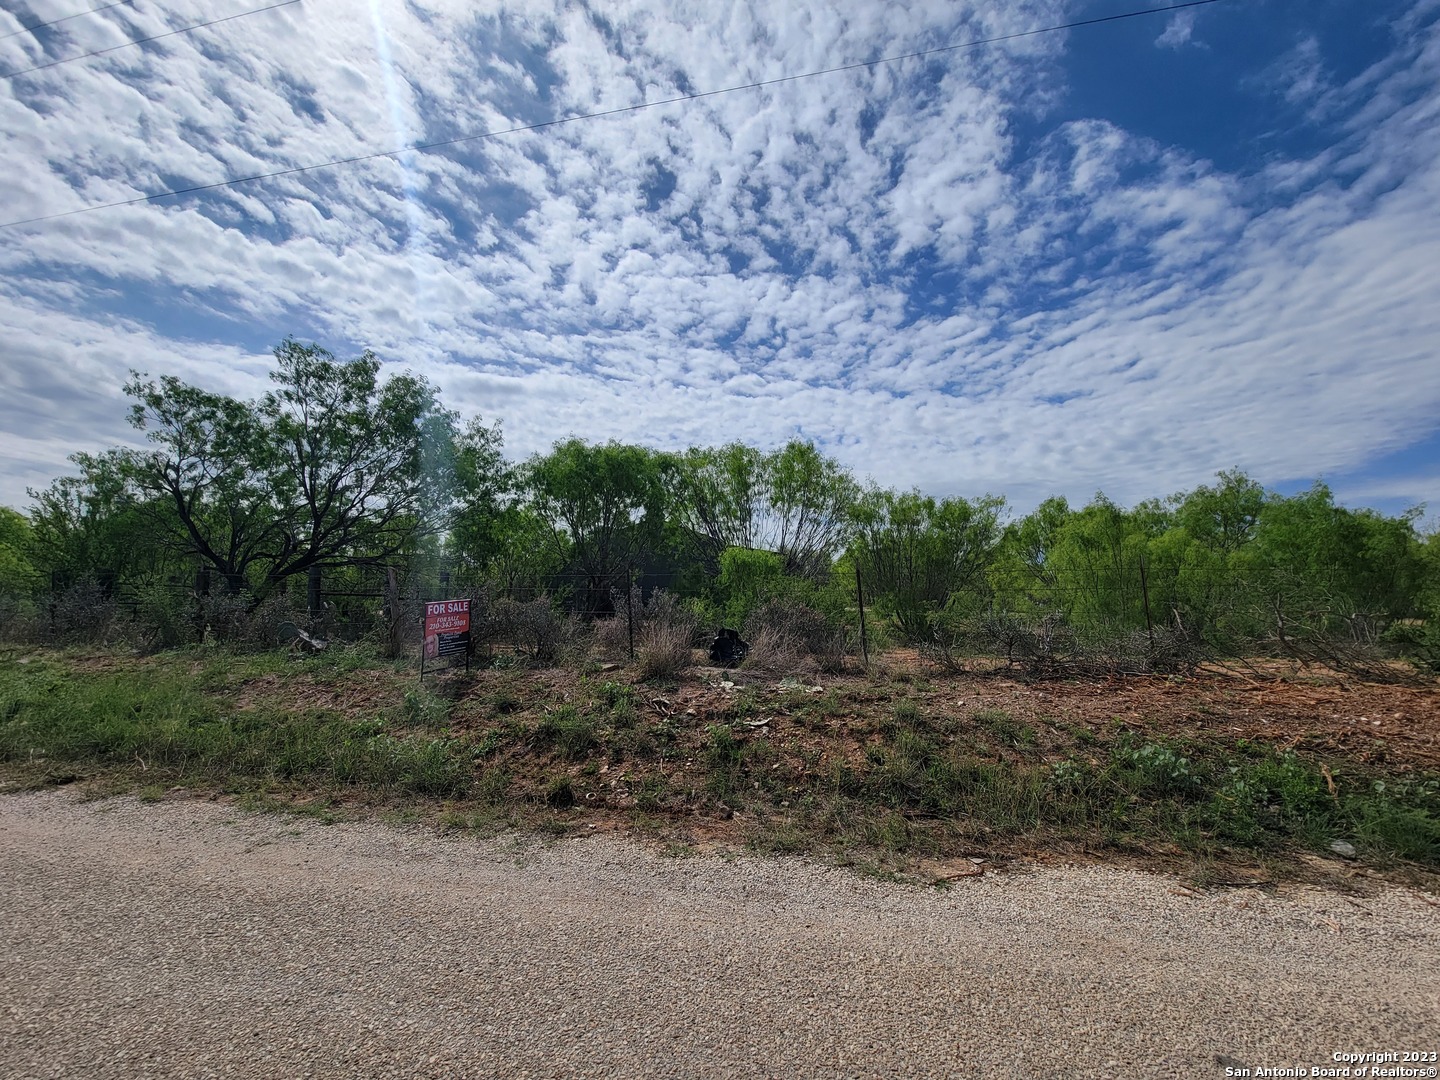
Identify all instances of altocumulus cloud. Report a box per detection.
[1,0,1438,518]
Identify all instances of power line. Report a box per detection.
[0,0,301,79]
[1,0,136,41]
[0,0,1227,230]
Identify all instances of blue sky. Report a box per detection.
[2,0,1439,524]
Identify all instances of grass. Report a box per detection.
[533,705,598,761]
[0,651,470,799]
[2,645,1437,881]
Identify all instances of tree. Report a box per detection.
[1172,469,1264,554]
[118,375,279,591]
[447,416,512,572]
[0,507,42,600]
[848,490,1005,642]
[27,464,164,590]
[258,338,459,581]
[668,439,859,579]
[989,496,1071,615]
[524,440,668,613]
[666,443,766,569]
[106,338,459,594]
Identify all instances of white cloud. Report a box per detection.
[0,0,1437,522]
[1154,11,1199,50]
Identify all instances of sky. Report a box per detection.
[2,0,1439,524]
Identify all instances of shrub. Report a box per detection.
[492,597,586,666]
[742,599,848,673]
[533,705,597,760]
[28,579,121,645]
[633,591,700,681]
[637,619,695,681]
[593,615,632,660]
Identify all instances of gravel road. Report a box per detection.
[1,790,1436,1079]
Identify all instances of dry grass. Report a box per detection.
[636,619,695,681]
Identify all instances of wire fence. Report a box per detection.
[4,557,1432,683]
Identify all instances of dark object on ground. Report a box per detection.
[278,622,327,653]
[709,628,749,667]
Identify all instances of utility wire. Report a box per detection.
[0,0,1226,230]
[1,0,135,41]
[0,0,301,79]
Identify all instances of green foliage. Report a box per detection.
[447,416,513,570]
[848,489,1004,643]
[30,340,467,601]
[0,659,470,798]
[525,440,668,613]
[666,439,859,580]
[397,687,450,729]
[0,508,42,600]
[533,705,598,761]
[1112,740,1197,797]
[703,723,745,797]
[716,547,786,626]
[10,354,1437,682]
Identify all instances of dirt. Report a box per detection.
[26,646,1440,882]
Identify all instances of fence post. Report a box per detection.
[440,570,450,601]
[626,564,635,662]
[307,565,322,617]
[1139,556,1155,652]
[855,563,869,668]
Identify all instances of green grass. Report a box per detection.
[3,647,1436,875]
[532,705,598,761]
[0,654,471,799]
[973,708,1037,749]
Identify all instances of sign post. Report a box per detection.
[421,598,471,678]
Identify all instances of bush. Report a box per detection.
[596,589,700,677]
[533,705,597,760]
[924,609,1200,678]
[741,599,848,673]
[636,591,700,681]
[32,579,121,645]
[492,597,586,666]
[593,615,632,660]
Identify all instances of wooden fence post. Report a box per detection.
[855,563,869,668]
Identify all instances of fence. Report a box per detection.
[5,557,1432,682]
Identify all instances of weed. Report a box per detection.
[609,701,640,729]
[704,724,745,797]
[1112,740,1197,798]
[475,766,510,805]
[725,686,761,722]
[634,774,669,811]
[487,687,522,715]
[889,698,922,732]
[397,687,449,729]
[544,775,574,808]
[974,708,1036,749]
[533,705,598,761]
[636,612,696,682]
[599,681,636,709]
[799,691,846,724]
[0,662,472,798]
[745,818,810,854]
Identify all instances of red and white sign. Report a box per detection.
[423,598,471,658]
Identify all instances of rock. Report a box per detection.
[1329,840,1358,859]
[278,622,327,653]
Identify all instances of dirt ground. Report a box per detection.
[46,646,1440,882]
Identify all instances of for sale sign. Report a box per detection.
[423,599,471,659]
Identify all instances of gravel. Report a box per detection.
[1,790,1436,1079]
